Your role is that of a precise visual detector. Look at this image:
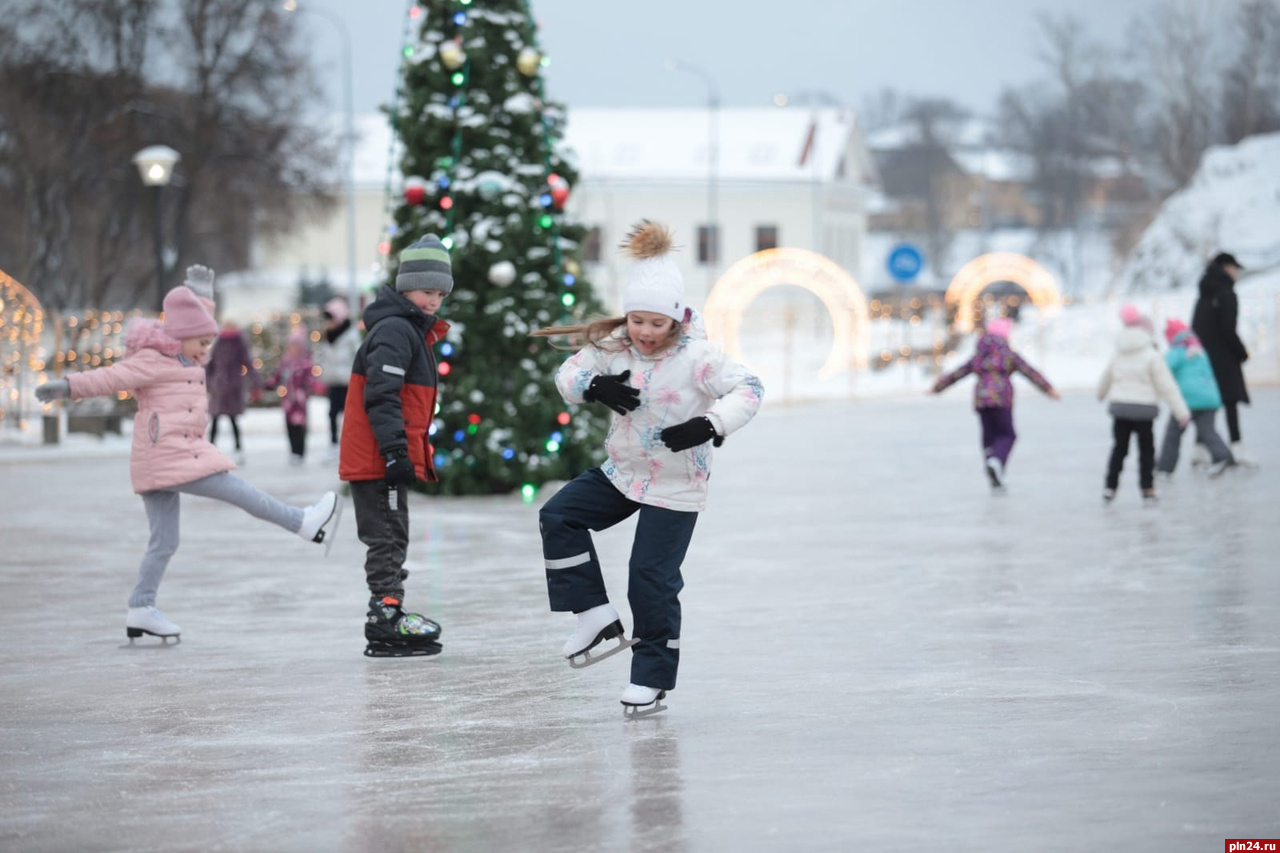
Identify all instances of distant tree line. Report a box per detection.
[859,0,1280,288]
[0,0,338,315]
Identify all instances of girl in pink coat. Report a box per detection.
[35,287,342,644]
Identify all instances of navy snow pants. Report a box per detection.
[539,467,697,691]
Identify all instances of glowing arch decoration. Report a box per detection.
[0,269,47,424]
[704,248,871,377]
[945,253,1062,332]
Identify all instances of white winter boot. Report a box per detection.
[298,491,342,556]
[620,683,668,719]
[1230,442,1259,468]
[126,606,181,642]
[562,603,634,668]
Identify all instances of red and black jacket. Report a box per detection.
[339,286,449,483]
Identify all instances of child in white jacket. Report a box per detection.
[532,220,764,718]
[1097,305,1190,505]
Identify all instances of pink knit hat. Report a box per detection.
[160,286,218,340]
[1164,318,1188,342]
[985,317,1012,339]
[1119,304,1148,328]
[323,297,350,324]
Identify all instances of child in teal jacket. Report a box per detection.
[1157,319,1234,476]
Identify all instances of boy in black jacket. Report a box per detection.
[339,235,452,657]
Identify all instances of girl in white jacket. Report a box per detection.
[532,221,764,718]
[1097,305,1190,505]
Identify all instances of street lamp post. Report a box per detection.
[284,0,360,314]
[132,145,181,312]
[665,59,720,302]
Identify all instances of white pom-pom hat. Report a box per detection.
[621,220,686,322]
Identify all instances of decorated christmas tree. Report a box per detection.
[388,0,607,497]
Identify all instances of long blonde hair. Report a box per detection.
[531,315,681,353]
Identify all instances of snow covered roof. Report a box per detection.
[341,107,870,190]
[559,107,866,183]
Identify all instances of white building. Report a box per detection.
[232,107,876,321]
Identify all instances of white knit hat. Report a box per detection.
[621,221,685,322]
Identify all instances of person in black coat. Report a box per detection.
[1191,252,1254,463]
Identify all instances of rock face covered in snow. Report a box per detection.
[1118,132,1280,293]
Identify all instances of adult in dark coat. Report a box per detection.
[1190,252,1250,450]
[205,321,259,457]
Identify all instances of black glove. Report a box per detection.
[382,448,417,486]
[659,416,724,452]
[583,370,640,415]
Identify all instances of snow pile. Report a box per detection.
[1117,132,1280,293]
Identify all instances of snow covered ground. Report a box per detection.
[2,388,1277,852]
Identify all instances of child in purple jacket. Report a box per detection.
[931,317,1060,491]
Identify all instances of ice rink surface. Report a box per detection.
[2,389,1277,852]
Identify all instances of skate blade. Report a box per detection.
[568,636,636,669]
[322,498,344,558]
[365,642,443,658]
[122,631,181,649]
[623,693,668,720]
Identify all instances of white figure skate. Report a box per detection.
[1230,442,1259,468]
[984,457,1005,493]
[621,683,668,719]
[299,491,343,557]
[563,603,636,669]
[126,606,181,645]
[1190,443,1211,469]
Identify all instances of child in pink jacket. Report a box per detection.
[35,287,342,644]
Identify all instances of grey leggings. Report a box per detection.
[132,472,304,607]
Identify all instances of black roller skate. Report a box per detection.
[364,595,443,658]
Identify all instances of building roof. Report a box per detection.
[560,107,865,183]
[345,106,870,191]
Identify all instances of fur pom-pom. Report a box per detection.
[622,220,673,260]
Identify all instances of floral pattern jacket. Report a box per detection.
[556,312,764,512]
[935,333,1054,410]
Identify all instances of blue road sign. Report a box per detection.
[887,243,924,283]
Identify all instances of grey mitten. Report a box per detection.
[184,264,216,301]
[35,379,71,402]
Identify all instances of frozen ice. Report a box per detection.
[1,389,1277,851]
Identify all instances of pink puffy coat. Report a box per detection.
[67,320,234,493]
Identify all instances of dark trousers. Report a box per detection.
[350,479,410,598]
[327,385,348,445]
[1158,409,1233,473]
[209,414,241,450]
[1106,417,1156,491]
[977,406,1016,466]
[539,467,698,691]
[1224,402,1241,443]
[286,422,306,457]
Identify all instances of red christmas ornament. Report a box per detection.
[404,176,428,206]
[546,173,570,210]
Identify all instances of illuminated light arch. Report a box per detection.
[945,252,1062,332]
[0,269,47,424]
[703,248,871,377]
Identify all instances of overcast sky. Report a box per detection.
[296,0,1150,118]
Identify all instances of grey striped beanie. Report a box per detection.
[396,234,453,294]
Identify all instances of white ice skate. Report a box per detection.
[126,606,181,644]
[984,457,1005,493]
[1230,442,1259,468]
[1189,443,1211,469]
[299,491,342,557]
[563,603,636,669]
[620,683,668,719]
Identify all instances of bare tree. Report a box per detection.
[1220,0,1280,144]
[1127,0,1218,186]
[0,0,335,314]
